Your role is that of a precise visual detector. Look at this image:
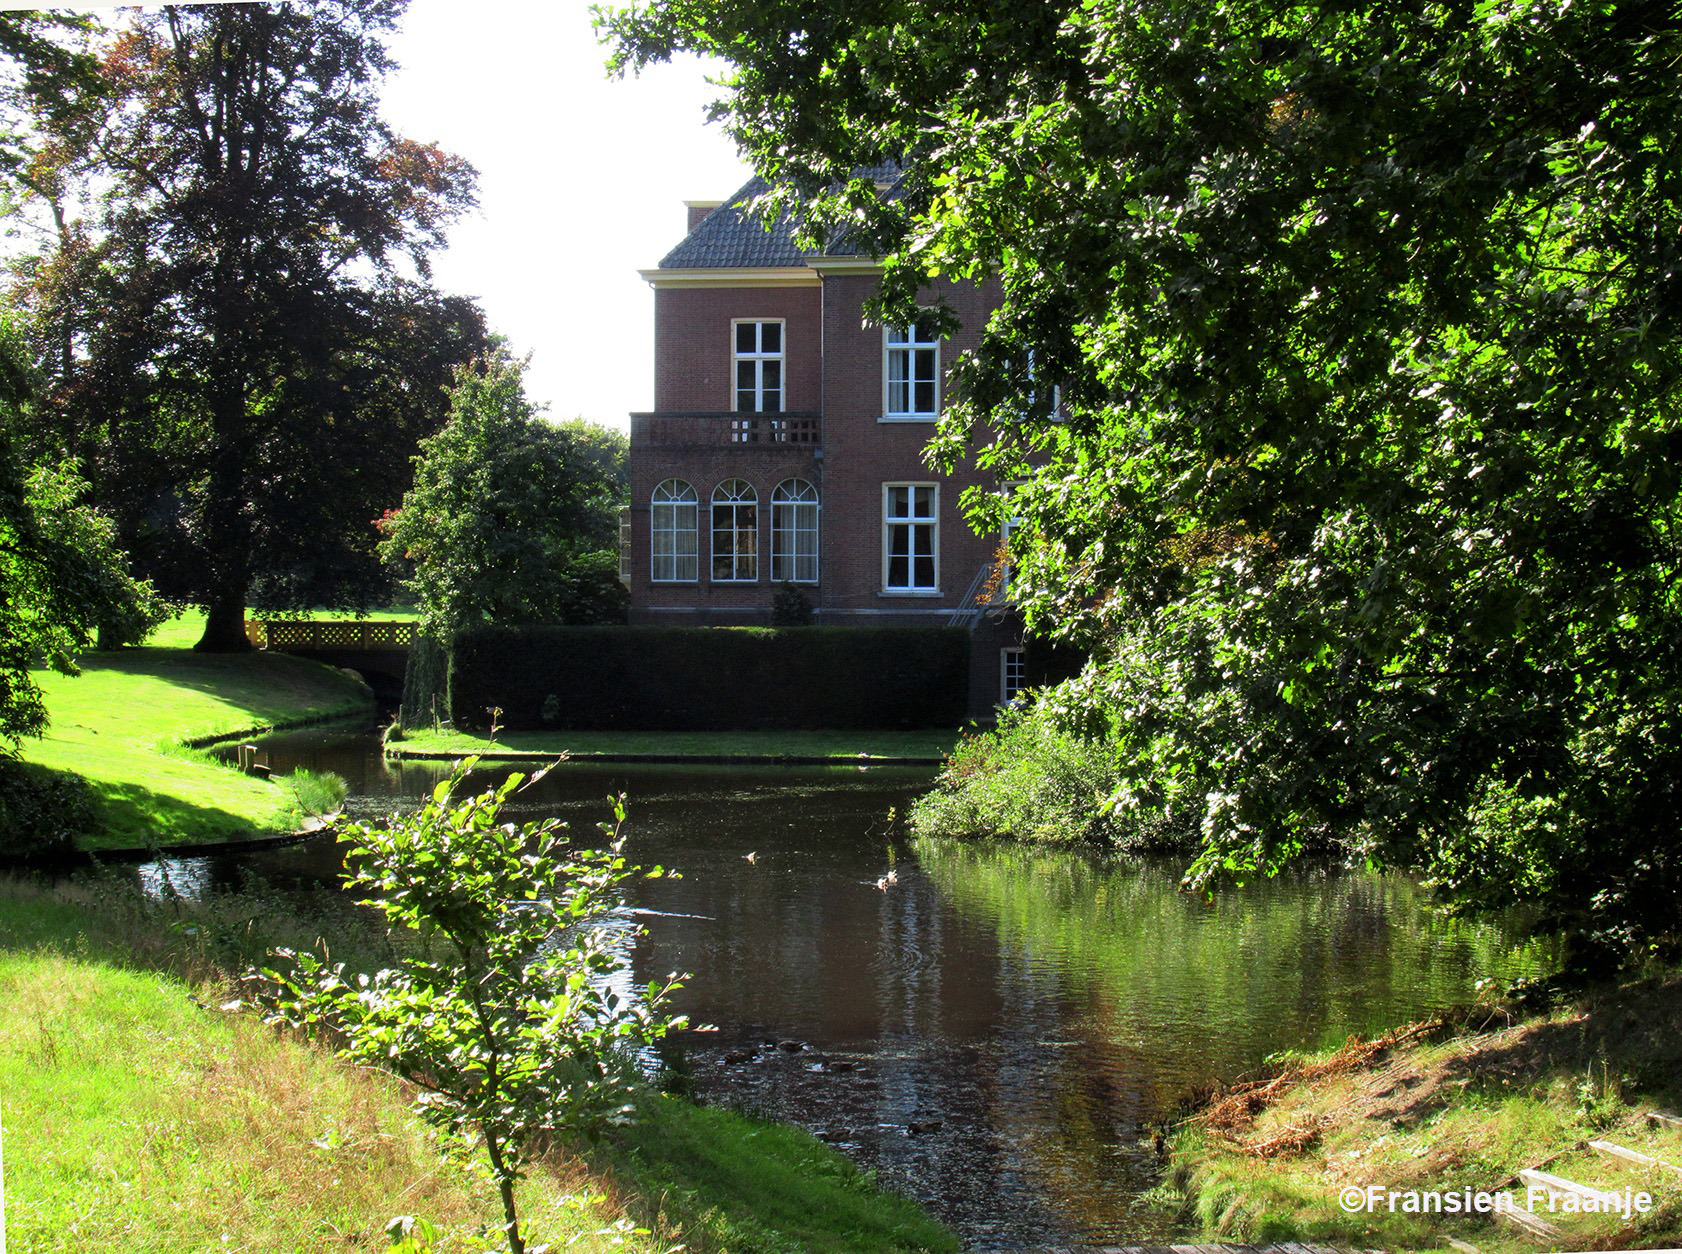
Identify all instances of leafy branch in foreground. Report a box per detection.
[261,762,684,1254]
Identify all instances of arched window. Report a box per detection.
[711,479,758,582]
[651,479,697,582]
[771,479,819,584]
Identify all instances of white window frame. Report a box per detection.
[650,479,698,583]
[1023,348,1063,422]
[618,505,632,585]
[882,482,939,594]
[733,319,785,414]
[883,314,940,421]
[711,478,759,583]
[1000,647,1028,705]
[771,478,820,584]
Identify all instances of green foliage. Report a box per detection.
[12,4,485,649]
[911,711,1176,849]
[24,460,173,649]
[448,625,969,732]
[261,765,684,1254]
[283,767,348,820]
[770,581,814,626]
[605,0,1682,965]
[380,354,629,643]
[0,759,89,858]
[1,384,169,750]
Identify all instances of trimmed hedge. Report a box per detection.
[449,626,970,731]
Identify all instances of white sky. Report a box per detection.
[378,0,754,429]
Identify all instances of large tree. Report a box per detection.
[15,2,480,650]
[606,0,1682,962]
[379,352,629,644]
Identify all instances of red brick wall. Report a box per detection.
[814,272,1006,621]
[630,266,1024,713]
[653,284,822,413]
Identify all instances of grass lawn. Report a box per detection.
[0,881,660,1254]
[20,636,373,851]
[391,726,962,763]
[0,875,960,1254]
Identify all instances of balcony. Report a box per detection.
[631,411,822,447]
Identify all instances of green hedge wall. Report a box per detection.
[449,626,970,731]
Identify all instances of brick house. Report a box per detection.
[625,173,1035,719]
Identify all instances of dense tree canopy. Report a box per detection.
[1,363,166,749]
[12,1,483,650]
[380,353,629,643]
[606,0,1682,962]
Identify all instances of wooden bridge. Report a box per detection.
[246,618,415,701]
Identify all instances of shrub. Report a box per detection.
[770,582,813,626]
[261,762,684,1254]
[0,760,90,859]
[910,705,1188,850]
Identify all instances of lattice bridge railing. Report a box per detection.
[246,619,417,652]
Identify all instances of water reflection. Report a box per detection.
[158,731,1554,1249]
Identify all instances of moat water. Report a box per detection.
[148,723,1555,1249]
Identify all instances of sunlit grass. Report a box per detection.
[1169,978,1682,1252]
[20,641,370,850]
[0,874,961,1253]
[0,947,663,1253]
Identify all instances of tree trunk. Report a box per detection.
[484,1132,525,1254]
[194,584,253,652]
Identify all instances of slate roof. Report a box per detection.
[657,166,903,270]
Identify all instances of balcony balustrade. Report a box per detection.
[631,411,822,447]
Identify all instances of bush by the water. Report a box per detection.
[910,704,1186,850]
[0,760,90,858]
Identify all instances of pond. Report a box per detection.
[154,723,1555,1250]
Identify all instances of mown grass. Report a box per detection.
[18,628,371,851]
[1166,975,1682,1252]
[393,726,961,762]
[0,874,959,1253]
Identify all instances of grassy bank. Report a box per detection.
[0,875,959,1253]
[1165,975,1682,1252]
[15,627,373,852]
[391,726,960,763]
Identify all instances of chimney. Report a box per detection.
[685,199,723,233]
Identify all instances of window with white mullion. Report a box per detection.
[883,482,938,593]
[884,315,940,419]
[771,479,819,584]
[734,320,784,413]
[1000,647,1027,705]
[650,480,698,583]
[711,479,759,582]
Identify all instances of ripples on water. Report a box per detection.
[153,726,1555,1250]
